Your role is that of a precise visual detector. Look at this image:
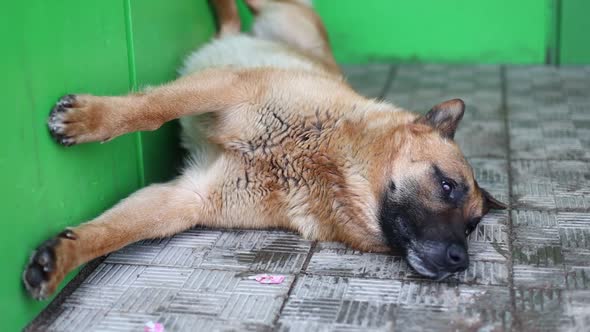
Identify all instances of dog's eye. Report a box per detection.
[441,180,454,195]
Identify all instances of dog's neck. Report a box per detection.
[336,101,419,203]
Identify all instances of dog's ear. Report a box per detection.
[415,99,465,139]
[481,188,508,210]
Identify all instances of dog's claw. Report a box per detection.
[57,94,76,108]
[59,229,78,240]
[47,95,79,147]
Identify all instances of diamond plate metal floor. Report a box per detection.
[28,65,590,332]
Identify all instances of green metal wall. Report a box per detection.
[313,0,550,64]
[312,0,588,65]
[0,0,214,329]
[558,0,590,64]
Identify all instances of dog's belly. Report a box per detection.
[179,34,321,75]
[178,34,324,160]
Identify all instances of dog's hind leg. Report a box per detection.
[23,175,213,300]
[247,0,339,74]
[211,0,241,37]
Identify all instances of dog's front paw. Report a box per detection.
[23,230,77,300]
[47,94,107,146]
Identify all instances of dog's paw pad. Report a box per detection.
[23,239,59,300]
[56,94,77,108]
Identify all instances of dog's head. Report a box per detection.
[379,98,506,280]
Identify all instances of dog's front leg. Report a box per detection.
[47,68,265,146]
[23,179,208,300]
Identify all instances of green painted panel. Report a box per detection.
[559,0,590,64]
[312,0,548,64]
[0,1,140,330]
[129,0,216,184]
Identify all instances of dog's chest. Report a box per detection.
[224,103,342,191]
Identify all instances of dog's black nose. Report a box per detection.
[446,244,469,271]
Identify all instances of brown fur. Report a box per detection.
[23,0,503,300]
[212,0,241,37]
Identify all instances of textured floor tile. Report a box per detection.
[84,264,146,286]
[213,231,271,251]
[212,230,312,253]
[512,185,557,210]
[510,160,557,210]
[219,294,284,322]
[509,130,549,159]
[277,320,393,332]
[456,121,507,158]
[200,249,257,270]
[513,265,566,288]
[565,268,590,290]
[333,301,397,328]
[45,307,108,332]
[289,275,349,299]
[280,275,401,330]
[94,312,161,332]
[555,193,590,211]
[562,248,590,268]
[512,209,558,227]
[468,241,509,262]
[562,290,590,331]
[62,285,126,309]
[183,269,242,292]
[511,159,553,183]
[167,290,230,316]
[514,225,561,245]
[387,65,503,151]
[549,160,590,195]
[393,307,512,332]
[560,228,590,250]
[112,287,177,313]
[167,228,222,247]
[468,212,509,243]
[258,232,313,253]
[454,260,509,286]
[151,245,205,267]
[158,314,272,332]
[468,159,510,204]
[280,299,343,323]
[514,287,578,331]
[132,266,193,288]
[342,279,402,302]
[104,244,163,265]
[394,282,513,331]
[512,244,564,267]
[305,246,413,279]
[250,251,308,273]
[341,64,392,98]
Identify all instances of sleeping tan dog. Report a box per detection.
[23,0,506,300]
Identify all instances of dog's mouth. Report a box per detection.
[406,249,457,281]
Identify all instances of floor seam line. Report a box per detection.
[500,65,520,332]
[378,65,397,100]
[270,240,318,329]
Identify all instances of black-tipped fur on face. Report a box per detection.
[379,176,471,280]
[380,98,506,279]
